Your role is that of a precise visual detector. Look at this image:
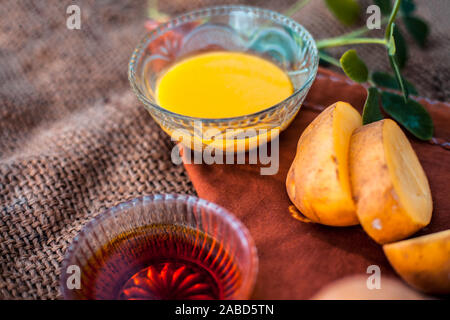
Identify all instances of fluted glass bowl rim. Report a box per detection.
[128,5,319,123]
[60,193,259,299]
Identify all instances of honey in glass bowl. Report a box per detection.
[60,194,258,300]
[78,225,240,300]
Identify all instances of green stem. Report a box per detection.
[317,37,387,49]
[385,0,402,40]
[318,51,341,67]
[341,16,391,39]
[284,0,311,17]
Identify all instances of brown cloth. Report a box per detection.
[183,67,450,299]
[0,0,449,300]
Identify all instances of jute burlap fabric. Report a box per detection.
[0,0,448,299]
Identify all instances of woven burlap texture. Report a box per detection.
[0,0,448,299]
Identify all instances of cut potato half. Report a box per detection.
[286,101,362,226]
[349,119,432,244]
[383,229,450,294]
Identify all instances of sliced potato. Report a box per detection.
[349,119,432,244]
[312,275,429,300]
[286,101,362,226]
[383,230,450,294]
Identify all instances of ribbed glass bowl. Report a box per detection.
[60,194,258,300]
[129,5,318,152]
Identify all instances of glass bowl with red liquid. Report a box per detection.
[60,194,258,300]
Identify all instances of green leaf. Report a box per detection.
[340,49,369,83]
[400,0,416,15]
[393,26,408,69]
[363,87,384,125]
[324,0,360,26]
[372,71,418,95]
[381,91,433,140]
[403,16,429,47]
[374,0,392,15]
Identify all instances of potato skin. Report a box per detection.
[286,102,359,226]
[349,120,431,244]
[383,230,450,295]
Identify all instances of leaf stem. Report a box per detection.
[341,16,391,39]
[318,51,341,67]
[316,37,387,49]
[385,0,402,40]
[283,0,311,17]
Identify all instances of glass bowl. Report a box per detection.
[60,194,258,300]
[129,5,318,152]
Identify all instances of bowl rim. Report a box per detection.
[128,5,319,123]
[60,193,259,299]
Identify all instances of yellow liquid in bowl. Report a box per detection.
[155,51,294,152]
[156,51,293,119]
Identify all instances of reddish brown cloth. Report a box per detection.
[183,67,450,299]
